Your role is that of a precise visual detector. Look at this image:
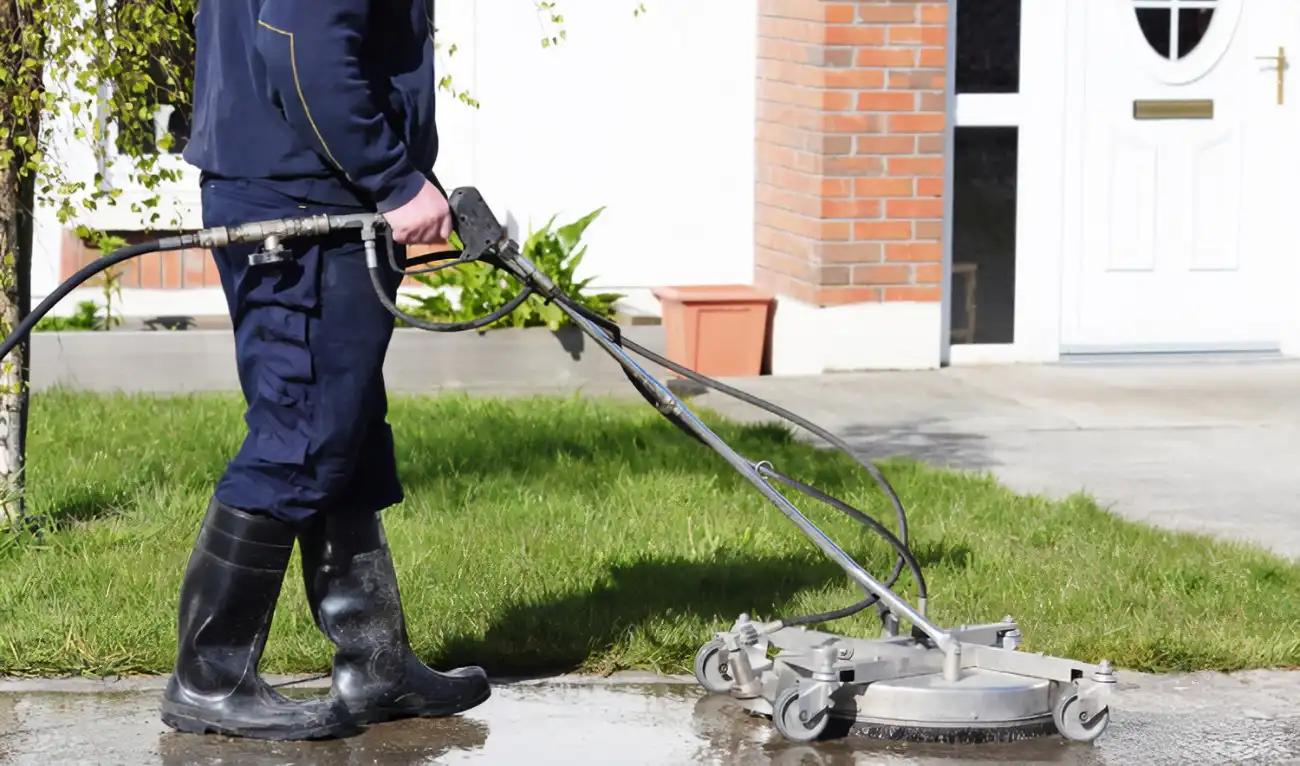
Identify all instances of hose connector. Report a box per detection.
[191,213,382,251]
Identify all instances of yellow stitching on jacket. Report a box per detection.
[257,19,348,177]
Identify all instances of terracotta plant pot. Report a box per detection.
[652,285,774,377]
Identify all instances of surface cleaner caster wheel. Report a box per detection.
[693,640,734,694]
[1053,689,1110,743]
[772,687,828,742]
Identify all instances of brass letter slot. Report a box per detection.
[1132,99,1214,120]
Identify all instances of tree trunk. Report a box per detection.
[0,0,43,528]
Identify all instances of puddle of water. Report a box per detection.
[1,683,1298,765]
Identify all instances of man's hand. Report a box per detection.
[383,180,454,245]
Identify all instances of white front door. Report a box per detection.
[1061,0,1300,352]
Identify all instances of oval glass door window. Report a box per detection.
[1135,1,1217,60]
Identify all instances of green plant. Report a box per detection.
[90,233,126,331]
[29,234,125,334]
[401,208,624,332]
[33,300,101,332]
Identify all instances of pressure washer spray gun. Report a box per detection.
[0,188,1116,745]
[190,187,561,333]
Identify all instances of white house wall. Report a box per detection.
[31,0,760,318]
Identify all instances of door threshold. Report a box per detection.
[947,344,1026,366]
[1057,349,1285,366]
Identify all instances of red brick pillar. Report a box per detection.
[755,0,948,372]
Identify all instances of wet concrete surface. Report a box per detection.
[3,671,1299,765]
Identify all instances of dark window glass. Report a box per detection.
[1136,8,1172,58]
[1136,5,1216,60]
[950,127,1018,345]
[1176,8,1215,58]
[955,0,1021,94]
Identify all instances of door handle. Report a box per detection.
[1257,46,1286,105]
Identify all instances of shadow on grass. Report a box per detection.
[43,489,132,526]
[9,487,134,536]
[27,391,940,519]
[393,404,904,498]
[910,541,973,571]
[429,541,974,678]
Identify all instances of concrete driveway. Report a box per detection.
[690,357,1300,560]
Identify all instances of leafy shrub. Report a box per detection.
[400,208,623,331]
[34,301,102,332]
[34,231,128,332]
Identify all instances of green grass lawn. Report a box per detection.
[1,389,1298,679]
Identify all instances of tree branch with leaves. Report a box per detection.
[0,0,196,527]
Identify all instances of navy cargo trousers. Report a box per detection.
[202,175,407,523]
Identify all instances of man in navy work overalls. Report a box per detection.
[164,0,489,740]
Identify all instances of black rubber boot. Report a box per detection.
[160,499,358,741]
[298,511,491,724]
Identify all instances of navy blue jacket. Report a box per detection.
[185,0,438,212]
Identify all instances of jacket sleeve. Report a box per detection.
[254,0,427,212]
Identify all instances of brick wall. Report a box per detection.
[59,229,223,289]
[755,0,948,307]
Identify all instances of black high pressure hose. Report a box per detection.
[368,264,536,333]
[0,239,164,362]
[3,208,926,632]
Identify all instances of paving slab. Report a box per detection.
[2,670,1298,765]
[686,359,1300,560]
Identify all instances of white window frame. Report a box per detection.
[943,0,1071,366]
